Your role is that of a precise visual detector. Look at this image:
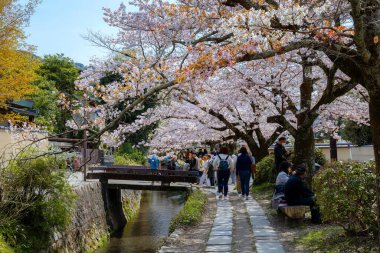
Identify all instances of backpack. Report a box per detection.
[218,155,230,171]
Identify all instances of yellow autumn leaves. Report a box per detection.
[0,0,40,121]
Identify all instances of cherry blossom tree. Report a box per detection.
[72,0,380,244]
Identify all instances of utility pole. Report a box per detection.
[83,129,88,181]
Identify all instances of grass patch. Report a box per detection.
[169,190,208,233]
[296,226,377,252]
[251,182,274,200]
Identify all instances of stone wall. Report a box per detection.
[48,182,141,253]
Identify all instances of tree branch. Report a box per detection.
[267,115,296,136]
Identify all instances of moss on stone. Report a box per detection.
[87,230,110,253]
[122,191,142,222]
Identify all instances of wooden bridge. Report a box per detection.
[87,165,199,191]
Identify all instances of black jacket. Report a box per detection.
[284,175,314,205]
[274,143,287,168]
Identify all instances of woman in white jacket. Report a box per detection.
[199,155,211,186]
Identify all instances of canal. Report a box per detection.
[98,191,185,253]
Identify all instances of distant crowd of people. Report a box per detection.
[147,146,256,200]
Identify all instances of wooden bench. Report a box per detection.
[279,205,308,219]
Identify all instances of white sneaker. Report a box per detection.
[246,196,249,200]
[224,195,229,200]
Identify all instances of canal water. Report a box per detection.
[99,191,185,253]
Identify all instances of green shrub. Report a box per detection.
[169,190,207,233]
[114,155,143,166]
[254,155,276,185]
[0,151,75,252]
[115,143,146,165]
[313,161,376,236]
[315,148,327,166]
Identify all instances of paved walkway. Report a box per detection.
[205,188,285,253]
[231,195,255,252]
[206,197,233,252]
[244,198,285,253]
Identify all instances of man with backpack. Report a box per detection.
[213,147,234,200]
[148,149,160,170]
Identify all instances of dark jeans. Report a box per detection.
[209,176,215,186]
[299,196,322,223]
[239,170,251,196]
[217,170,230,196]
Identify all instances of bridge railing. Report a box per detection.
[87,165,199,184]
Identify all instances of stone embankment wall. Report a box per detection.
[49,182,141,253]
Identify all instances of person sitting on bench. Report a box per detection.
[272,161,292,209]
[284,164,322,224]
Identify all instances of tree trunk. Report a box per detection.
[368,89,380,252]
[246,139,269,162]
[293,125,315,187]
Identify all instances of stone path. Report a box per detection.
[206,197,233,252]
[159,184,285,253]
[230,195,255,253]
[205,188,285,253]
[244,198,285,253]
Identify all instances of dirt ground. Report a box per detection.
[254,193,323,253]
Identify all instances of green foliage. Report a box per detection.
[314,148,327,166]
[115,143,147,165]
[0,236,13,253]
[114,155,143,166]
[297,226,377,252]
[31,78,59,131]
[0,151,75,252]
[254,155,276,185]
[169,190,208,233]
[313,161,377,236]
[33,54,81,133]
[341,120,373,146]
[37,54,80,95]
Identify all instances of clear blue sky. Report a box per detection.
[23,0,137,65]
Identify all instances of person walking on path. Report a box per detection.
[230,154,237,185]
[236,147,255,200]
[199,155,211,186]
[207,155,215,186]
[148,149,160,170]
[213,147,234,200]
[274,137,292,171]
